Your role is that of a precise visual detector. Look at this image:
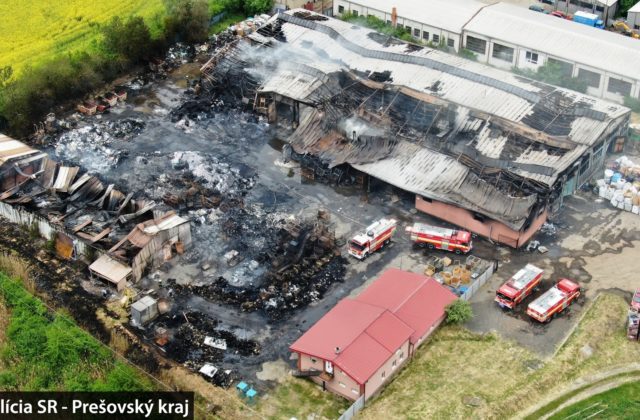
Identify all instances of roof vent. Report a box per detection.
[335,346,341,354]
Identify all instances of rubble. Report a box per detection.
[169,211,346,320]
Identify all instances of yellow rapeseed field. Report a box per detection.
[0,0,165,76]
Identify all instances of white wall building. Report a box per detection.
[333,0,640,103]
[464,2,640,102]
[333,0,485,52]
[629,2,640,29]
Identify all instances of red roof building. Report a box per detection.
[290,268,457,401]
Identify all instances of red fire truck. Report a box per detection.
[348,218,397,260]
[526,279,581,323]
[405,223,472,254]
[495,264,544,309]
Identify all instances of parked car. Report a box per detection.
[540,0,555,4]
[550,11,569,19]
[631,289,640,313]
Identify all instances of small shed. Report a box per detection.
[89,254,133,291]
[131,296,159,326]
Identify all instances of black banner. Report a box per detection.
[0,392,194,419]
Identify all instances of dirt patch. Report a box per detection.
[256,359,289,384]
[582,241,640,299]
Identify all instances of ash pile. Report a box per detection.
[169,209,346,320]
[49,118,146,172]
[157,151,256,211]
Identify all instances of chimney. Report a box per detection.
[391,7,398,28]
[335,346,341,354]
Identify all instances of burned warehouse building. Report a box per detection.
[203,10,631,248]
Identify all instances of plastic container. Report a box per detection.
[611,172,622,184]
[604,169,613,183]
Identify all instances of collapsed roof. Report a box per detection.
[207,10,630,230]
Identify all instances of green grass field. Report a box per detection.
[0,0,165,76]
[550,381,640,419]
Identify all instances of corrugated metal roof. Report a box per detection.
[339,0,486,34]
[465,2,640,81]
[0,134,39,166]
[630,2,640,13]
[89,254,132,283]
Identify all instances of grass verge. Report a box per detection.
[550,380,640,419]
[0,271,153,391]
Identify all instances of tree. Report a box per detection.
[102,16,152,63]
[620,0,636,16]
[243,0,272,16]
[445,299,473,324]
[164,0,210,44]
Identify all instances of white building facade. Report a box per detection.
[334,0,640,104]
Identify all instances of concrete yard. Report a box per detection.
[467,191,640,356]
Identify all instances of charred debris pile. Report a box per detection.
[170,209,347,320]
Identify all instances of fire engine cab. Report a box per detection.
[348,218,397,260]
[405,223,472,254]
[495,264,543,309]
[527,279,581,323]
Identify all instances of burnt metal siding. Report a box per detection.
[131,223,192,281]
[0,200,92,260]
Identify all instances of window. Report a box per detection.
[381,371,386,378]
[607,77,632,96]
[579,1,592,8]
[466,36,487,54]
[525,51,538,64]
[577,68,601,88]
[595,5,604,12]
[570,0,578,5]
[422,31,430,40]
[386,20,391,25]
[311,358,317,364]
[392,360,397,369]
[548,58,573,77]
[338,5,344,13]
[397,349,404,360]
[432,34,440,44]
[447,38,455,48]
[414,28,420,37]
[339,382,346,388]
[492,42,514,63]
[405,26,412,35]
[351,388,359,395]
[352,10,358,17]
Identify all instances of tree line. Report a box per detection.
[0,0,273,138]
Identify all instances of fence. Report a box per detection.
[338,395,365,420]
[459,259,497,301]
[0,200,93,261]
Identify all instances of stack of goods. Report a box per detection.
[596,157,640,214]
